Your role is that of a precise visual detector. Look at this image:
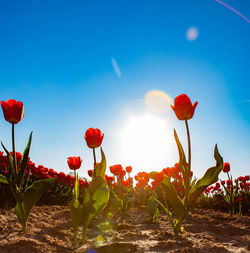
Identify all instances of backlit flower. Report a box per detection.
[126,166,132,173]
[171,94,198,120]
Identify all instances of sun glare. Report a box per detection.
[144,90,173,114]
[116,113,176,174]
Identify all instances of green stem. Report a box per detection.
[73,229,77,245]
[17,201,26,231]
[12,123,17,175]
[81,226,87,244]
[93,147,96,166]
[185,120,191,172]
[184,119,191,204]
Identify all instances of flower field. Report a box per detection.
[0,97,249,252]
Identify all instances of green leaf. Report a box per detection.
[173,129,188,176]
[0,174,9,184]
[93,148,106,179]
[17,132,33,187]
[161,175,187,222]
[149,171,158,180]
[151,196,174,227]
[82,176,110,229]
[173,129,190,200]
[14,177,56,229]
[1,142,16,178]
[188,144,223,206]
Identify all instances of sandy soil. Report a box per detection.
[0,206,249,253]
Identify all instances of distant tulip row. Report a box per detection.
[203,162,249,216]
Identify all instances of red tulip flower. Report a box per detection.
[67,156,82,170]
[1,99,24,124]
[126,166,132,173]
[84,128,104,149]
[223,162,230,173]
[154,172,164,184]
[88,169,93,177]
[171,94,198,120]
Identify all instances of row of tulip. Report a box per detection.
[1,150,248,212]
[0,94,247,245]
[202,165,249,216]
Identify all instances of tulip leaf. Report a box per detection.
[0,174,9,184]
[149,171,158,180]
[188,144,223,206]
[82,176,110,232]
[94,148,106,179]
[1,142,16,178]
[17,132,33,187]
[14,177,56,229]
[161,175,187,222]
[173,129,190,198]
[173,129,188,176]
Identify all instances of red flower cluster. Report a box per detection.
[105,175,114,185]
[162,163,181,178]
[204,175,250,196]
[122,177,133,187]
[134,172,149,189]
[161,163,190,194]
[0,152,89,189]
[109,164,126,179]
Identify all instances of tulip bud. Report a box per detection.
[171,94,198,120]
[1,99,24,124]
[67,156,82,170]
[84,128,104,149]
[223,162,230,173]
[125,166,132,173]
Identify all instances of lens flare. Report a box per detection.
[94,235,105,246]
[144,90,173,114]
[186,27,199,41]
[107,212,113,219]
[215,0,250,23]
[87,250,97,253]
[111,58,122,78]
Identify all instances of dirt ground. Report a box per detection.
[0,206,249,253]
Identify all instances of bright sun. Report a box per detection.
[110,90,177,175]
[116,113,176,174]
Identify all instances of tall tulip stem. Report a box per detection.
[12,123,17,174]
[185,119,191,173]
[93,148,96,167]
[184,119,191,206]
[74,170,76,181]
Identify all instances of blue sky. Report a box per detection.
[0,0,249,180]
